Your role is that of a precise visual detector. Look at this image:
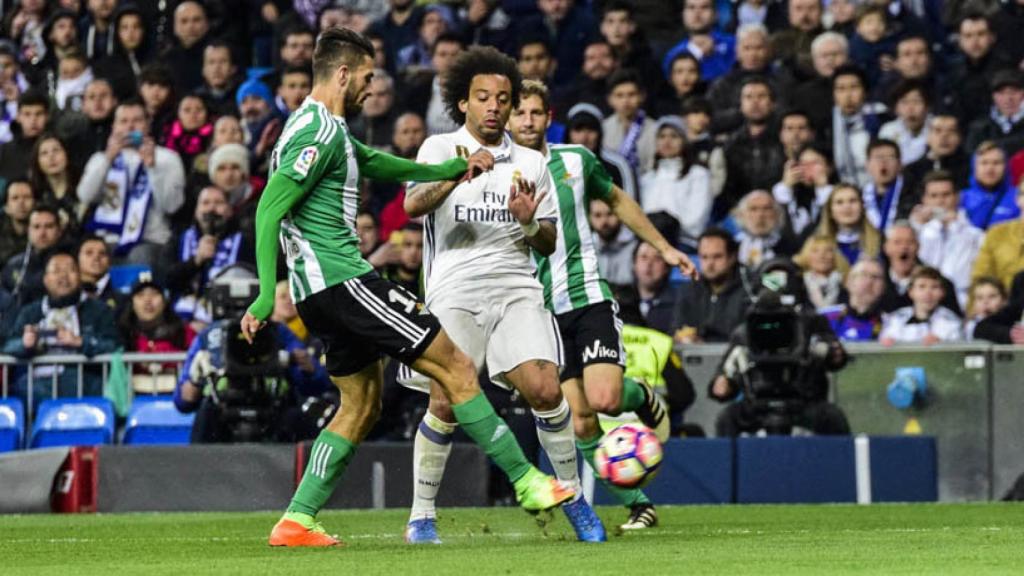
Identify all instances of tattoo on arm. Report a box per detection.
[404,181,457,217]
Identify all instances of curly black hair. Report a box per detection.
[442,46,522,126]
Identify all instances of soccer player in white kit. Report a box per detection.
[400,47,606,544]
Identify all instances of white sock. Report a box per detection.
[409,411,456,522]
[532,398,580,495]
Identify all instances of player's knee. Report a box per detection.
[446,350,478,392]
[428,394,455,423]
[585,381,622,414]
[529,382,564,412]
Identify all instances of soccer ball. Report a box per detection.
[594,424,663,488]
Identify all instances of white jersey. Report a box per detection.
[414,126,556,303]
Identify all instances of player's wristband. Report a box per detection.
[521,219,540,237]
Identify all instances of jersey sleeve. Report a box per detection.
[353,136,467,182]
[580,148,614,201]
[273,127,336,193]
[415,134,454,164]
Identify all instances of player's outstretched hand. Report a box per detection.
[508,177,546,224]
[240,311,266,345]
[662,247,699,280]
[462,149,495,182]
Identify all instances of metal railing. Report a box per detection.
[0,352,188,426]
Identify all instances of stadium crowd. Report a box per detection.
[1,0,1024,439]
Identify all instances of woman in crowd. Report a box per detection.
[118,277,196,393]
[773,144,835,238]
[814,183,881,268]
[161,94,214,170]
[640,115,711,251]
[28,133,81,234]
[794,235,848,309]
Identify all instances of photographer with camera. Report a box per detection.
[164,186,253,329]
[709,258,851,437]
[174,266,334,443]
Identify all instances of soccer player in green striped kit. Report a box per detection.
[509,80,698,529]
[240,28,573,548]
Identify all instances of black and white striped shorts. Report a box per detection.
[296,272,441,376]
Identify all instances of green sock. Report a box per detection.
[578,433,650,507]
[286,430,356,517]
[452,392,532,483]
[619,376,647,413]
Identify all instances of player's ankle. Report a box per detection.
[282,511,317,529]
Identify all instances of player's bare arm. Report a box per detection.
[509,176,556,255]
[404,149,495,217]
[605,184,698,280]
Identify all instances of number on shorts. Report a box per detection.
[388,289,416,314]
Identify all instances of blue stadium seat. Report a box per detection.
[123,396,194,445]
[108,265,152,294]
[0,397,24,452]
[30,397,115,448]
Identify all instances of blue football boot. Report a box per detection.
[404,518,442,544]
[561,497,607,542]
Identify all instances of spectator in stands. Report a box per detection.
[236,74,282,164]
[779,109,816,162]
[681,97,715,166]
[829,65,881,188]
[791,31,847,130]
[372,113,427,231]
[554,40,618,119]
[3,250,120,400]
[274,65,312,119]
[350,69,396,150]
[848,4,896,89]
[707,24,780,134]
[966,70,1024,157]
[117,274,195,394]
[663,0,736,83]
[369,0,423,75]
[93,4,150,100]
[773,143,834,238]
[162,0,209,93]
[718,76,785,217]
[817,184,881,267]
[401,32,462,136]
[794,235,845,309]
[965,276,1007,339]
[949,12,1008,127]
[4,1,47,68]
[78,100,186,269]
[515,34,557,84]
[879,81,932,167]
[734,190,799,268]
[603,69,657,174]
[76,234,120,310]
[0,44,28,145]
[395,6,449,74]
[0,90,49,182]
[355,211,387,269]
[164,185,253,327]
[629,241,676,334]
[518,0,597,85]
[770,0,824,80]
[902,113,970,194]
[55,78,116,166]
[972,182,1024,291]
[28,134,80,235]
[911,171,983,308]
[1,205,65,308]
[973,285,1024,344]
[137,64,176,141]
[658,52,705,118]
[599,1,662,98]
[382,222,423,295]
[672,228,752,343]
[460,0,514,55]
[880,266,963,344]
[590,197,636,290]
[207,143,259,236]
[879,219,960,314]
[640,115,712,250]
[279,25,316,69]
[53,49,92,113]
[79,0,116,61]
[862,139,910,233]
[823,258,885,341]
[961,141,1018,230]
[565,103,637,199]
[0,180,34,265]
[160,94,213,171]
[33,10,79,85]
[194,41,239,117]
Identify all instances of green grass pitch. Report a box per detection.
[2,503,1021,575]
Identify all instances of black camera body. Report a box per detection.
[740,292,829,434]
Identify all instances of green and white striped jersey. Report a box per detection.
[269,97,372,303]
[535,144,616,315]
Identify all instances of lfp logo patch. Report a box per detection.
[294,146,319,177]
